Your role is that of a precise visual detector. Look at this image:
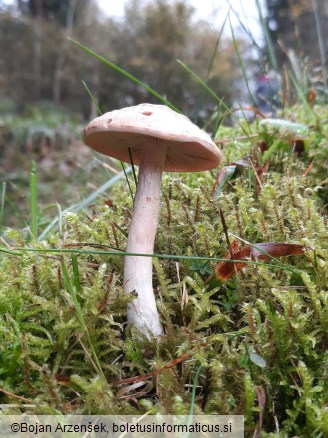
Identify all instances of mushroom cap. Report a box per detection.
[83,103,222,172]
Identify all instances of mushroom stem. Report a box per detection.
[123,141,166,337]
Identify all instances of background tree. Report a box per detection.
[17,0,89,25]
[0,0,98,111]
[0,0,247,120]
[90,0,244,121]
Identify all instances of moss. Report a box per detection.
[1,107,328,437]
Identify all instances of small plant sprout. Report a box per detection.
[83,103,222,338]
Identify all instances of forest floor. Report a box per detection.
[0,104,328,437]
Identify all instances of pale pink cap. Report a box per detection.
[83,103,222,172]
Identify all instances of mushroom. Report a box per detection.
[83,103,222,338]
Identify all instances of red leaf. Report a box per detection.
[215,242,305,281]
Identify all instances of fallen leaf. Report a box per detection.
[259,118,308,134]
[215,242,305,281]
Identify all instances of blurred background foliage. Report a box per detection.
[0,0,244,118]
[0,0,327,118]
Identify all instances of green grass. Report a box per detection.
[68,38,181,113]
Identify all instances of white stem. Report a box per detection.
[123,142,167,337]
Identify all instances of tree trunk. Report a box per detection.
[32,0,42,101]
[53,0,78,104]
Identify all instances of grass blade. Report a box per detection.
[61,256,105,378]
[226,0,261,55]
[261,137,282,163]
[177,60,255,141]
[177,60,227,109]
[178,58,231,133]
[30,161,38,240]
[0,182,6,235]
[121,163,134,202]
[189,364,203,416]
[254,0,278,72]
[310,0,328,96]
[229,15,255,106]
[82,80,102,115]
[193,11,229,122]
[9,246,303,277]
[289,72,316,121]
[68,38,181,113]
[71,254,82,293]
[38,167,132,241]
[128,147,138,191]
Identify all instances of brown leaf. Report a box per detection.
[307,88,316,107]
[215,242,305,281]
[55,374,71,386]
[258,140,269,153]
[113,352,190,387]
[291,138,305,155]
